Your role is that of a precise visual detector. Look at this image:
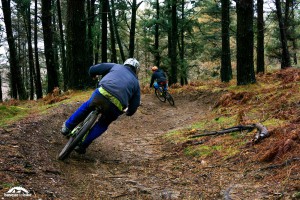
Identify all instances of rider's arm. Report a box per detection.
[126,90,141,116]
[149,74,155,87]
[89,63,116,78]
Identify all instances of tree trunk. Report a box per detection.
[179,0,187,85]
[24,3,35,100]
[1,0,27,100]
[256,0,265,73]
[128,0,141,58]
[167,1,172,75]
[221,0,232,82]
[170,0,178,85]
[51,0,60,84]
[284,0,297,65]
[108,6,117,63]
[41,0,59,93]
[275,0,291,69]
[34,0,43,99]
[66,0,87,90]
[111,0,125,62]
[101,0,108,62]
[0,74,2,102]
[154,0,160,67]
[291,0,297,64]
[57,0,67,91]
[87,0,95,67]
[94,32,100,64]
[236,0,256,85]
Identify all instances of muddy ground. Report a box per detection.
[0,92,299,200]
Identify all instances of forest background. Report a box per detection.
[0,1,300,198]
[0,0,299,101]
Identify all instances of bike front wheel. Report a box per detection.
[155,88,166,102]
[58,110,99,160]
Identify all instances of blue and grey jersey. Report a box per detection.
[150,69,167,87]
[89,63,140,116]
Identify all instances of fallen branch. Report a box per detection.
[189,123,269,144]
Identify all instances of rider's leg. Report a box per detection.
[62,89,100,134]
[76,98,122,152]
[164,83,168,91]
[153,82,159,89]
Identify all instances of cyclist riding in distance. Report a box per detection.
[149,66,168,91]
[61,58,141,154]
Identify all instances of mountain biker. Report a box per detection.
[61,58,141,154]
[149,66,168,91]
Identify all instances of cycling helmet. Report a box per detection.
[124,58,140,72]
[151,66,158,71]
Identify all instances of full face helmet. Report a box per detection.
[124,58,140,74]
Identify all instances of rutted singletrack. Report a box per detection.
[0,92,213,199]
[1,90,298,199]
[56,93,210,199]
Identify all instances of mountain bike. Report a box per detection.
[58,107,102,160]
[155,86,175,106]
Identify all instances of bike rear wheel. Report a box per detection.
[166,92,175,106]
[155,88,166,102]
[58,109,100,160]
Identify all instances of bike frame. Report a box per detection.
[58,107,101,160]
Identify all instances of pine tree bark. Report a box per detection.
[221,0,232,82]
[66,0,87,89]
[87,0,95,67]
[57,0,67,91]
[170,0,178,85]
[0,74,2,102]
[108,6,117,63]
[41,0,59,93]
[236,0,256,85]
[275,0,291,69]
[128,0,142,58]
[111,0,125,62]
[1,0,27,99]
[34,0,43,99]
[154,0,160,67]
[179,0,187,85]
[256,0,265,73]
[101,0,108,62]
[24,4,35,100]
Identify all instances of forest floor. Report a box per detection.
[0,68,300,200]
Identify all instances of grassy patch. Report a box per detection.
[0,90,92,127]
[163,69,300,160]
[184,145,223,157]
[0,182,17,190]
[163,129,187,144]
[0,105,29,126]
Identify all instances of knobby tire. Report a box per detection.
[155,88,166,102]
[58,110,99,160]
[166,92,175,106]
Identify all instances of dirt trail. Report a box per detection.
[56,93,211,199]
[1,92,299,199]
[0,92,213,199]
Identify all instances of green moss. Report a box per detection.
[263,118,286,127]
[184,145,223,157]
[293,191,300,198]
[223,146,240,159]
[0,105,29,126]
[0,182,16,189]
[163,129,187,144]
